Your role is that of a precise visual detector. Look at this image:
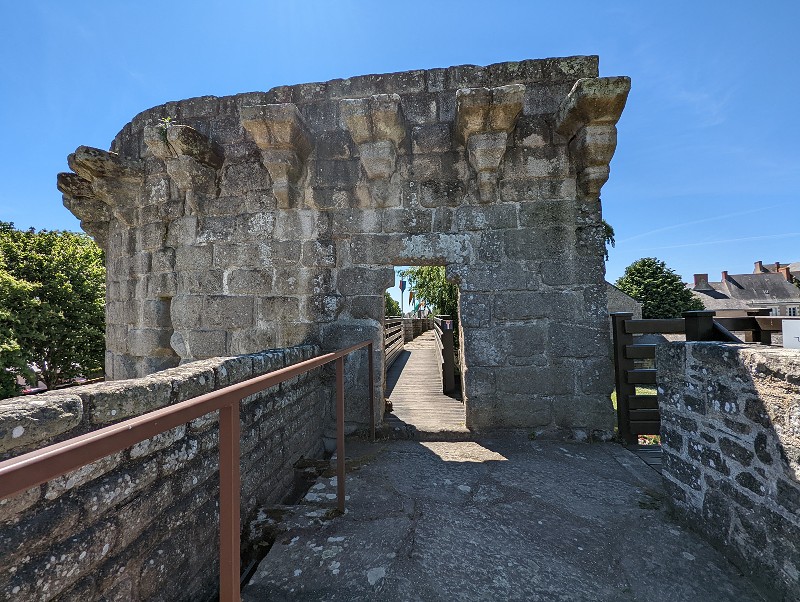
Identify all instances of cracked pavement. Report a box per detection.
[242,436,765,601]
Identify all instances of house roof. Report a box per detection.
[691,272,800,309]
[754,260,800,279]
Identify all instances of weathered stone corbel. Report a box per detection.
[61,146,144,228]
[143,124,222,213]
[555,77,631,198]
[341,94,406,181]
[57,172,111,249]
[146,124,223,169]
[455,84,525,202]
[240,104,313,208]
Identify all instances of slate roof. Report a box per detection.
[690,272,800,310]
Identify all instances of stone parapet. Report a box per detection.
[657,342,800,599]
[0,345,327,601]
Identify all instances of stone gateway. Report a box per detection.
[58,56,630,434]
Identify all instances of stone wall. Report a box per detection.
[606,282,641,320]
[0,346,327,601]
[658,342,800,599]
[402,317,433,342]
[57,56,630,433]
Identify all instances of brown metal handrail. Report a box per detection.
[0,340,375,602]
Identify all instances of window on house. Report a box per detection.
[788,307,798,317]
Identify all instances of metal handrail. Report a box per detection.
[0,340,375,602]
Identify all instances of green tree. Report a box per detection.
[0,222,106,395]
[615,257,704,319]
[384,291,401,317]
[0,267,35,397]
[399,266,458,319]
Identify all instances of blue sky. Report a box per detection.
[1,1,797,304]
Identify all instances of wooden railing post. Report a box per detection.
[441,317,455,394]
[683,310,716,341]
[610,312,636,445]
[219,402,241,602]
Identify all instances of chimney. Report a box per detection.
[754,260,763,273]
[721,270,728,281]
[780,266,792,281]
[693,273,710,290]
[775,262,781,272]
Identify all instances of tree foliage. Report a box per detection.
[0,222,106,395]
[384,291,401,317]
[615,257,704,319]
[399,266,458,319]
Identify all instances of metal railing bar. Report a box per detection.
[219,402,241,602]
[0,339,375,602]
[0,340,372,499]
[368,342,375,442]
[335,356,346,514]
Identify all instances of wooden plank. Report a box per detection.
[625,344,656,359]
[630,420,661,435]
[629,408,660,421]
[629,395,658,410]
[756,316,800,331]
[714,317,757,331]
[624,318,685,335]
[626,369,657,385]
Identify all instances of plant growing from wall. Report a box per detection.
[0,222,105,395]
[615,257,704,319]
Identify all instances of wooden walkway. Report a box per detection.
[384,331,469,439]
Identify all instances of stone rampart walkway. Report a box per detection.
[243,435,764,601]
[241,331,764,600]
[384,331,468,439]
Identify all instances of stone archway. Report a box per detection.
[58,56,630,435]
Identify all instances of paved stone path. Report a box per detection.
[384,331,468,439]
[242,437,764,601]
[242,337,765,601]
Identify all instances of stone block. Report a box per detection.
[128,328,173,356]
[177,269,224,294]
[0,393,83,453]
[151,247,176,272]
[196,214,239,244]
[225,268,273,295]
[301,239,336,267]
[454,204,517,231]
[383,208,433,234]
[228,327,278,355]
[349,234,404,265]
[165,216,198,247]
[171,330,227,360]
[417,179,466,208]
[220,161,271,196]
[411,124,452,154]
[454,262,539,292]
[82,376,173,424]
[136,222,166,251]
[44,453,123,501]
[337,267,395,296]
[201,295,255,329]
[176,244,214,272]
